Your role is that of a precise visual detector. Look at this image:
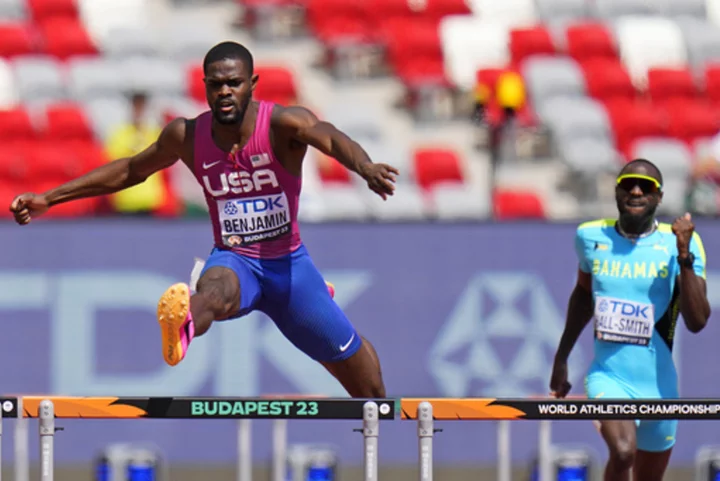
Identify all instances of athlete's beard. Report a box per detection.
[618,203,657,236]
[213,96,251,125]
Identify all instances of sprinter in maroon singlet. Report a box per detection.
[9,41,398,398]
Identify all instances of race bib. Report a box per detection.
[218,193,291,247]
[594,296,655,346]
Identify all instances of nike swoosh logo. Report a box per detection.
[339,334,355,352]
[203,161,221,169]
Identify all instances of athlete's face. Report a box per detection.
[615,164,663,221]
[204,59,257,125]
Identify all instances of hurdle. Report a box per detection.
[402,397,720,481]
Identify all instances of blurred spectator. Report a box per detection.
[688,132,720,216]
[104,91,181,217]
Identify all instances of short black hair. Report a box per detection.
[621,158,663,186]
[203,41,254,75]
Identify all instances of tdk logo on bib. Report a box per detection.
[218,193,291,246]
[594,296,654,346]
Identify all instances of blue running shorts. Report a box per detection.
[585,370,677,452]
[199,244,362,362]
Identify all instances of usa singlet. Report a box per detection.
[191,101,303,259]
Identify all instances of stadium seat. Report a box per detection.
[593,0,658,18]
[646,67,698,105]
[0,23,36,57]
[565,22,617,63]
[43,102,94,142]
[38,17,97,59]
[0,142,29,184]
[384,19,445,84]
[440,16,510,90]
[536,96,614,146]
[306,0,371,43]
[493,189,545,219]
[678,18,720,70]
[580,58,636,103]
[557,135,621,174]
[430,182,491,220]
[614,16,688,86]
[67,57,123,101]
[12,55,66,104]
[0,107,35,141]
[468,0,537,26]
[604,99,669,158]
[704,63,720,105]
[27,0,79,23]
[0,0,27,20]
[509,26,556,66]
[661,0,705,18]
[534,0,591,25]
[521,55,586,106]
[413,147,464,190]
[187,64,204,104]
[119,57,185,98]
[100,27,160,59]
[164,25,221,62]
[76,0,149,45]
[255,66,297,105]
[321,102,384,143]
[663,100,720,145]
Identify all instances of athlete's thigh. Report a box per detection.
[260,247,361,362]
[199,248,262,319]
[585,370,641,439]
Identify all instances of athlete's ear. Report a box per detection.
[250,73,259,92]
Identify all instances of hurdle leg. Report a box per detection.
[271,419,288,481]
[39,400,55,481]
[362,401,379,481]
[237,419,252,481]
[497,421,511,481]
[417,401,434,481]
[538,420,552,481]
[14,397,29,481]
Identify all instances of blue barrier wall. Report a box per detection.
[1,219,719,466]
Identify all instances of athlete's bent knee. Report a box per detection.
[195,267,240,320]
[608,437,636,471]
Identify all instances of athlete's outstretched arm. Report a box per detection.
[554,270,594,362]
[274,106,398,199]
[9,119,187,225]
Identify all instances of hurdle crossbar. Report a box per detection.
[5,396,720,481]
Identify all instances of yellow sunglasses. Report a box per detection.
[616,174,662,193]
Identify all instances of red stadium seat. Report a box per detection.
[317,155,351,184]
[254,66,297,105]
[27,0,79,23]
[509,26,555,65]
[384,19,445,84]
[0,142,30,184]
[413,147,464,189]
[580,58,636,103]
[305,0,371,43]
[0,108,36,142]
[38,17,96,59]
[187,64,205,104]
[0,23,37,57]
[566,22,617,62]
[604,99,668,159]
[663,100,720,146]
[43,103,94,142]
[703,63,720,105]
[493,189,545,219]
[368,0,470,23]
[647,67,698,105]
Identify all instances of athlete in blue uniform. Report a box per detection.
[550,159,711,481]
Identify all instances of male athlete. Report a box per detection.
[549,158,710,481]
[9,41,398,398]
